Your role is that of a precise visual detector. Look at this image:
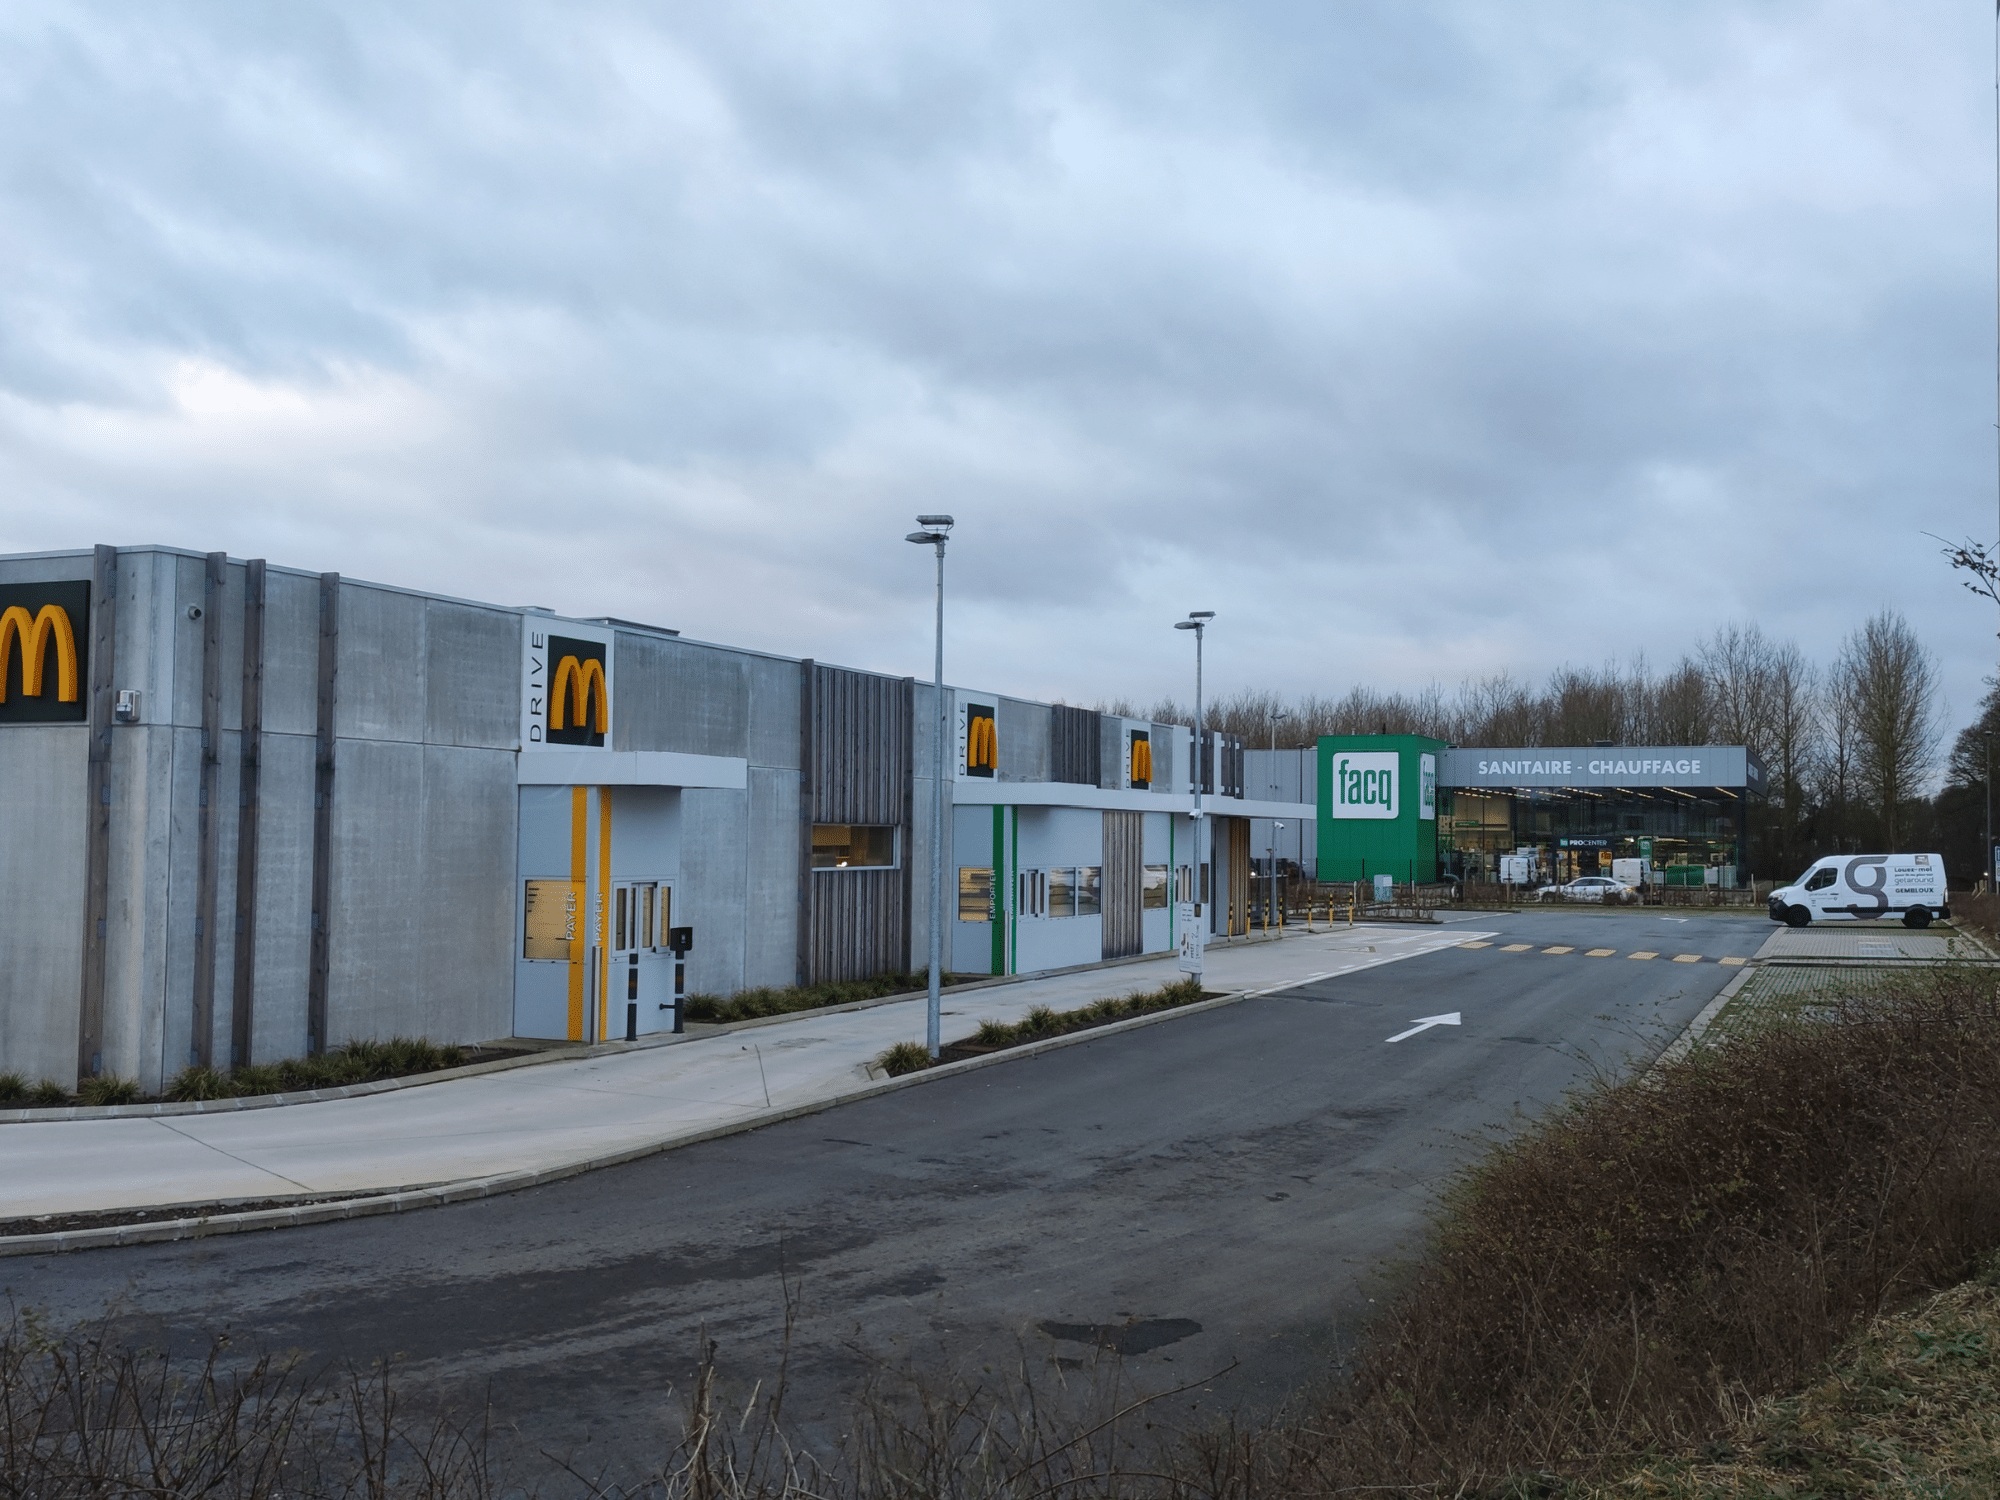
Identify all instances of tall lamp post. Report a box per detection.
[1268,708,1289,927]
[906,515,955,1058]
[1986,730,1994,892]
[1174,612,1215,963]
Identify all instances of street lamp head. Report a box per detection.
[915,514,955,530]
[1188,610,1215,620]
[1173,620,1199,631]
[905,529,949,545]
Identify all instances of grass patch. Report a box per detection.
[179,1037,467,1100]
[1258,968,2000,1493]
[684,971,967,1025]
[874,976,1209,1076]
[1580,1264,2000,1497]
[74,1075,140,1107]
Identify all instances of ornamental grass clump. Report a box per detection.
[74,1074,140,1107]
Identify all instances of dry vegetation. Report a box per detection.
[11,971,2000,1497]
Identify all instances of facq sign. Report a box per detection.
[1419,752,1436,821]
[521,618,615,750]
[0,582,88,725]
[1439,745,1752,790]
[1331,751,1398,820]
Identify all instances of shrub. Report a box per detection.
[165,1066,235,1102]
[0,1072,25,1104]
[28,1079,68,1106]
[687,971,960,1025]
[1021,1004,1061,1035]
[1290,969,2000,1491]
[76,1075,140,1107]
[877,1041,931,1077]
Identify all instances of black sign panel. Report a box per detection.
[545,633,608,747]
[966,704,996,777]
[0,581,89,725]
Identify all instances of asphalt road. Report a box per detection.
[4,909,1770,1486]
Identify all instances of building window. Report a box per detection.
[1049,867,1076,918]
[1018,868,1048,917]
[1142,865,1169,910]
[522,879,578,961]
[811,825,897,869]
[1075,866,1102,916]
[959,867,994,921]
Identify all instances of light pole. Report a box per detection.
[1271,822,1285,933]
[1268,708,1288,926]
[1986,730,1994,892]
[906,514,955,1058]
[1174,612,1215,960]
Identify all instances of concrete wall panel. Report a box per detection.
[426,602,518,750]
[259,571,322,738]
[336,585,426,744]
[745,655,801,770]
[615,636,749,758]
[418,746,516,1043]
[743,764,798,989]
[325,738,426,1042]
[250,731,318,1060]
[679,787,748,999]
[997,698,1050,783]
[0,727,87,1083]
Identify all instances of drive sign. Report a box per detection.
[1332,752,1398,819]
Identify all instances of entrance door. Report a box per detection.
[612,881,676,1039]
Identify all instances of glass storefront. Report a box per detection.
[1440,786,1743,885]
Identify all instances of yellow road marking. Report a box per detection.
[1585,948,1616,957]
[1629,951,1657,960]
[1717,956,1747,966]
[1459,941,1493,949]
[1672,954,1702,963]
[1542,945,1574,954]
[1500,943,1533,952]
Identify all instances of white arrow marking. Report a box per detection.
[1385,1012,1461,1044]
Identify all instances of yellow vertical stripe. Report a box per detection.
[567,785,586,1041]
[598,785,613,1042]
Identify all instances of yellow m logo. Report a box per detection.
[967,713,997,772]
[1131,737,1153,785]
[550,655,608,734]
[0,604,78,704]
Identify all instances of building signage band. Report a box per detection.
[1439,745,1754,791]
[521,619,615,751]
[0,581,88,725]
[1331,751,1398,820]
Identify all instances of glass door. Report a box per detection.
[612,881,675,1039]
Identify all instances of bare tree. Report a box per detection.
[1700,624,1776,753]
[1646,657,1713,745]
[1831,611,1941,850]
[1762,638,1821,872]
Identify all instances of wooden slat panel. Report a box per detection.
[1101,810,1143,959]
[1050,705,1100,786]
[804,664,914,984]
[306,572,339,1054]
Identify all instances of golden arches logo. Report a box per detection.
[0,604,78,704]
[967,713,997,773]
[1131,736,1153,786]
[550,655,608,734]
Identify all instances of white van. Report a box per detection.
[1767,853,1949,929]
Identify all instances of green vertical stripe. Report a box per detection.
[991,803,1006,975]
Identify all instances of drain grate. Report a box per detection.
[1856,941,1897,957]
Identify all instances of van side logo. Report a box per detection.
[966,704,996,777]
[1332,751,1398,820]
[0,582,88,724]
[546,634,608,746]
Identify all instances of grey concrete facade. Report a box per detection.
[0,545,1315,1090]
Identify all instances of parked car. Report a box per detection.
[1767,853,1948,928]
[1536,875,1640,905]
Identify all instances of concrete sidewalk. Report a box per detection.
[1,921,1492,1235]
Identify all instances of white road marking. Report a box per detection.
[1386,1013,1461,1044]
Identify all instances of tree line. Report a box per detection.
[1096,610,1964,879]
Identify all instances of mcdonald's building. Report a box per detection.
[0,544,1313,1090]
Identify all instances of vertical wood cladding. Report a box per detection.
[803,664,913,984]
[1101,810,1143,959]
[1224,817,1251,936]
[1050,705,1101,787]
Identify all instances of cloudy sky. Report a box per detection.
[3,2,1996,728]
